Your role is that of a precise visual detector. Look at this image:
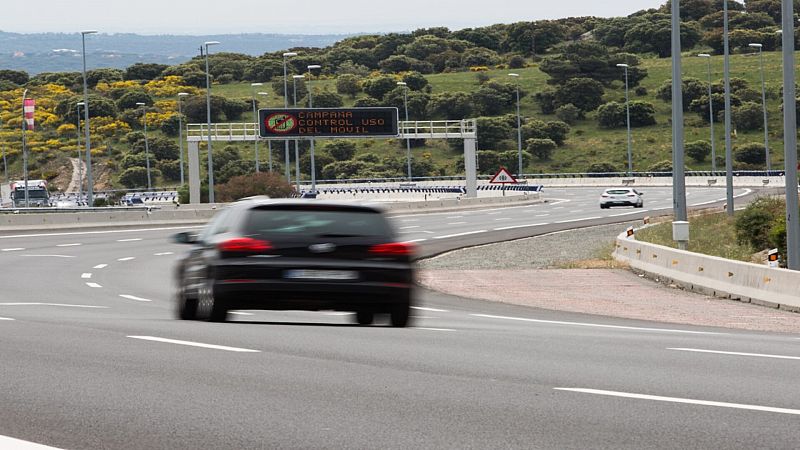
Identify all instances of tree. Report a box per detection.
[401,71,429,91]
[121,153,147,170]
[160,114,184,137]
[150,137,180,161]
[734,142,767,165]
[379,55,421,73]
[427,92,475,119]
[182,95,226,122]
[116,91,154,111]
[685,140,712,162]
[597,102,626,128]
[526,138,557,160]
[309,90,344,108]
[623,18,702,57]
[384,89,430,120]
[218,160,254,184]
[363,75,398,100]
[587,162,621,173]
[300,152,335,180]
[216,172,295,202]
[472,81,519,115]
[539,40,648,87]
[124,63,168,81]
[554,78,605,113]
[353,97,382,107]
[0,69,29,85]
[656,77,709,111]
[336,74,361,98]
[119,167,150,187]
[324,141,357,161]
[733,102,764,131]
[213,145,242,171]
[555,104,581,124]
[55,94,118,122]
[476,117,513,150]
[157,160,181,181]
[86,68,124,88]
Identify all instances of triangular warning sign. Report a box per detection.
[489,167,518,184]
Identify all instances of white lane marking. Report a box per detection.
[471,314,725,335]
[93,264,108,269]
[119,295,152,302]
[324,312,352,316]
[493,217,512,221]
[535,214,550,217]
[404,238,428,243]
[81,273,92,279]
[0,303,108,309]
[412,306,449,312]
[554,388,800,416]
[416,327,456,332]
[399,226,420,229]
[549,200,570,206]
[0,225,201,240]
[0,317,14,321]
[117,257,135,261]
[446,216,463,219]
[0,434,64,449]
[86,282,102,288]
[609,210,645,217]
[487,212,501,215]
[399,219,419,222]
[127,336,261,353]
[555,216,602,224]
[20,255,76,258]
[56,243,82,247]
[433,230,488,239]
[117,238,142,242]
[2,248,25,252]
[494,222,548,231]
[229,312,255,316]
[669,348,800,361]
[154,252,174,256]
[569,210,584,213]
[447,221,467,225]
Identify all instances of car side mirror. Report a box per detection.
[172,231,199,244]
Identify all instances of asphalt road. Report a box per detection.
[3,186,799,449]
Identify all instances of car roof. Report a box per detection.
[231,198,387,213]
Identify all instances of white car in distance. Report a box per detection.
[599,188,644,209]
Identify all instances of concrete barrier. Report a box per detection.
[613,230,800,312]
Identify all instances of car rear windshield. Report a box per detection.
[606,190,632,194]
[243,206,392,238]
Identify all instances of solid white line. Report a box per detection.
[127,336,261,353]
[399,226,420,229]
[93,264,108,269]
[446,216,463,219]
[555,216,602,224]
[154,252,174,256]
[494,217,512,221]
[20,255,76,258]
[229,312,255,316]
[81,273,92,279]
[609,210,646,217]
[0,317,14,321]
[433,230,487,239]
[416,327,456,332]
[0,303,108,309]
[535,214,550,217]
[412,306,449,312]
[119,295,152,302]
[86,282,102,288]
[117,238,142,242]
[1,248,25,252]
[668,348,800,361]
[470,314,725,335]
[493,222,548,231]
[403,238,428,243]
[117,257,135,261]
[554,388,800,416]
[56,243,82,247]
[447,221,467,225]
[0,226,201,240]
[0,434,64,449]
[569,210,584,213]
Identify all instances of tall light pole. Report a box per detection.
[80,30,97,206]
[136,102,152,190]
[203,41,220,203]
[780,0,800,270]
[698,54,717,173]
[748,42,770,172]
[258,91,272,172]
[307,65,321,193]
[250,82,263,173]
[671,0,688,236]
[723,0,734,216]
[282,52,298,183]
[508,73,523,177]
[21,89,29,207]
[292,74,304,191]
[616,64,633,176]
[397,81,412,180]
[76,102,84,200]
[177,92,189,186]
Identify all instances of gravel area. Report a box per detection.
[418,222,639,269]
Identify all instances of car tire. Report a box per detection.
[600,205,608,209]
[198,280,228,322]
[355,310,374,325]
[636,203,644,208]
[176,289,199,320]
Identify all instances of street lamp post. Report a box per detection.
[397,81,412,180]
[282,52,298,183]
[204,40,220,204]
[780,0,800,270]
[722,0,734,216]
[698,54,717,173]
[258,91,272,171]
[509,73,523,177]
[76,102,84,200]
[136,102,152,190]
[616,64,633,176]
[80,30,97,206]
[749,42,770,172]
[250,82,263,173]
[292,74,304,191]
[177,92,189,186]
[307,64,321,194]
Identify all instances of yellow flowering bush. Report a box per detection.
[145,76,200,97]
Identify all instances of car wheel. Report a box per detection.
[197,280,228,322]
[355,310,374,326]
[176,287,198,320]
[636,203,644,208]
[600,205,608,209]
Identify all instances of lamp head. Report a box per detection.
[748,43,763,48]
[697,53,711,58]
[508,73,520,77]
[396,81,407,86]
[251,82,263,87]
[293,75,305,79]
[307,64,321,70]
[178,92,189,97]
[204,41,220,46]
[283,52,298,57]
[81,30,98,35]
[616,63,629,68]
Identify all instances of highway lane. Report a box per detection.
[2,186,798,448]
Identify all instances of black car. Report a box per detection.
[172,198,416,326]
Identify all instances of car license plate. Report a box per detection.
[284,269,358,280]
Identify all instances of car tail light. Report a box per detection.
[218,237,273,253]
[601,194,610,198]
[369,242,417,256]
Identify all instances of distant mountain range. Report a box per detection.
[0,31,355,74]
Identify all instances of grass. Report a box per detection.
[635,212,757,262]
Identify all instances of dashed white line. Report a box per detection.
[609,210,646,217]
[569,210,584,213]
[535,214,550,217]
[0,303,108,309]
[415,327,456,332]
[447,221,467,225]
[403,238,428,243]
[230,312,255,316]
[20,255,75,258]
[446,216,464,219]
[93,264,108,269]
[0,434,63,449]
[86,282,102,288]
[494,217,512,221]
[494,222,548,231]
[154,252,174,256]
[412,306,449,312]
[555,388,800,416]
[0,317,14,321]
[127,336,261,353]
[668,348,800,361]
[117,238,142,242]
[119,295,152,302]
[1,248,25,252]
[433,230,487,239]
[0,226,200,240]
[56,243,82,247]
[399,226,420,229]
[555,216,602,224]
[117,257,135,261]
[81,273,92,279]
[470,314,725,335]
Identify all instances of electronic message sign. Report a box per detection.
[258,107,399,138]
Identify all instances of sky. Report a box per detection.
[1,0,666,35]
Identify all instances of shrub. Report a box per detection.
[526,138,557,160]
[734,142,766,166]
[734,197,784,250]
[587,162,620,173]
[324,141,357,161]
[555,104,581,125]
[685,140,712,162]
[732,101,764,131]
[216,172,295,202]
